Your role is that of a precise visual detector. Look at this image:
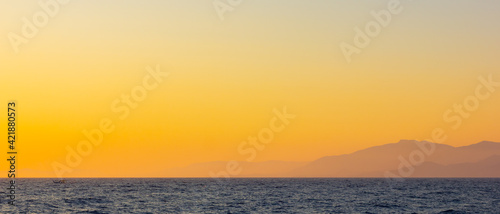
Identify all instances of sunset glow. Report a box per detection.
[1,0,500,178]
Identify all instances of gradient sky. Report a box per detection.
[1,0,500,177]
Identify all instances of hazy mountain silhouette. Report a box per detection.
[160,140,500,177]
[289,140,500,177]
[158,161,306,177]
[406,155,500,177]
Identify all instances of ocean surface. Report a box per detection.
[1,178,499,213]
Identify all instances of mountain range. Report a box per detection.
[158,140,500,177]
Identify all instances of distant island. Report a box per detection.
[159,140,500,178]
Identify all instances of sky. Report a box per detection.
[1,0,500,177]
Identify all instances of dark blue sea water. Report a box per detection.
[1,178,499,213]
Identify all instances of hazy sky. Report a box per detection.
[1,0,500,177]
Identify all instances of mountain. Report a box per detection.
[290,140,500,177]
[160,140,500,178]
[399,155,500,177]
[157,161,306,177]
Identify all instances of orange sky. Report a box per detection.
[1,0,500,177]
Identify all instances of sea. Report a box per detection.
[1,178,499,213]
